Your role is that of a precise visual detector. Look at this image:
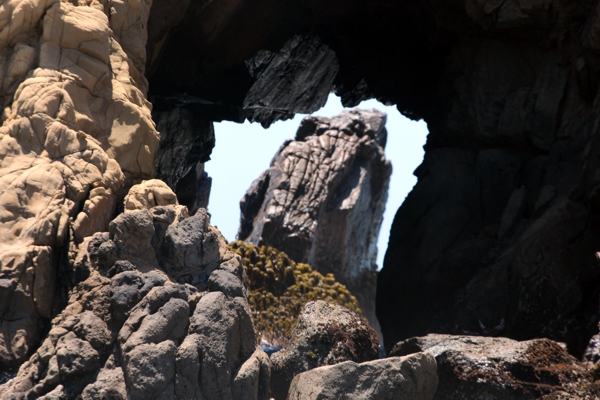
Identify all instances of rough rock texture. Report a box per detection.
[153,105,214,214]
[270,300,378,400]
[238,108,390,332]
[391,334,600,399]
[145,0,442,126]
[0,183,270,399]
[0,0,159,371]
[287,352,438,400]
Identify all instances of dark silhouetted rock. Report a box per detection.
[153,106,214,214]
[270,300,378,400]
[391,334,600,399]
[376,0,600,356]
[287,352,438,400]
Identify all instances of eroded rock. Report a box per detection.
[270,300,378,400]
[0,0,158,370]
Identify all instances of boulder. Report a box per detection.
[270,300,379,400]
[287,352,438,400]
[239,108,391,332]
[391,334,600,399]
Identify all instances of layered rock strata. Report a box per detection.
[0,182,270,399]
[0,0,158,371]
[238,108,391,332]
[391,334,600,399]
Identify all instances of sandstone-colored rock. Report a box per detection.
[123,179,179,212]
[391,334,600,399]
[270,300,379,400]
[0,0,159,370]
[287,352,438,400]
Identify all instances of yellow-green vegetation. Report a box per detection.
[228,241,361,343]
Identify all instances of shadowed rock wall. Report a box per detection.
[145,0,600,356]
[377,0,600,355]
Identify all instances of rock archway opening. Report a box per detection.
[207,93,428,270]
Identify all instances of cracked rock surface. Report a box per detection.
[0,0,158,370]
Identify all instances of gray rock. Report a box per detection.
[56,332,101,378]
[81,356,128,399]
[390,334,596,399]
[287,352,438,400]
[123,341,177,400]
[208,268,245,298]
[0,202,268,400]
[270,300,379,400]
[162,209,221,281]
[239,108,391,332]
[71,311,112,350]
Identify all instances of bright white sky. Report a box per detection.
[206,93,428,269]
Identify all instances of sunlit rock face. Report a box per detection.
[0,0,158,370]
[238,108,391,332]
[377,0,600,355]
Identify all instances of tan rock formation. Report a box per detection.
[0,0,158,370]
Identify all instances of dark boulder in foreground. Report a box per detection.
[391,334,600,399]
[287,352,438,400]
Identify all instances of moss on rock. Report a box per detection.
[228,241,361,344]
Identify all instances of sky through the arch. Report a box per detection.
[206,93,428,269]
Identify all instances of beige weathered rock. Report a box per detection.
[0,0,159,370]
[287,352,438,400]
[123,179,179,212]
